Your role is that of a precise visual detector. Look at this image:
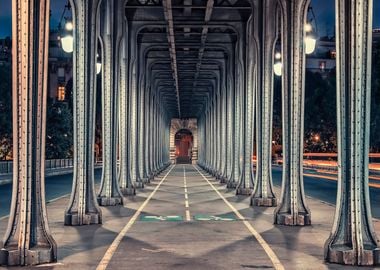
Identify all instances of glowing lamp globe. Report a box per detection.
[65,21,74,31]
[273,62,282,76]
[96,62,102,75]
[61,35,74,53]
[305,36,316,55]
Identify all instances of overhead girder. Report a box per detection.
[143,49,230,117]
[134,22,237,118]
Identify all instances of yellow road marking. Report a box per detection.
[96,165,175,270]
[186,210,191,221]
[194,165,285,270]
[304,173,380,188]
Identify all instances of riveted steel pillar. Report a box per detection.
[228,41,243,189]
[65,0,102,226]
[324,0,379,266]
[138,70,148,183]
[97,0,124,206]
[251,0,278,207]
[274,0,311,226]
[118,15,135,196]
[226,55,235,183]
[0,0,57,266]
[129,38,143,188]
[219,64,228,183]
[237,20,255,196]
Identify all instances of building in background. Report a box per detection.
[306,29,380,74]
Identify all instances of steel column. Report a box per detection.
[251,0,278,207]
[274,0,311,226]
[118,12,136,196]
[0,0,57,266]
[65,0,102,226]
[325,0,379,265]
[97,0,124,206]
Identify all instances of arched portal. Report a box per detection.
[175,129,193,164]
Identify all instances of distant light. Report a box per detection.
[65,21,73,31]
[273,62,282,76]
[96,62,102,75]
[305,23,313,33]
[314,135,320,141]
[61,35,73,53]
[275,52,281,60]
[305,36,316,54]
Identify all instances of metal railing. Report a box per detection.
[0,159,74,175]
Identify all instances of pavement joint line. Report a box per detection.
[96,164,175,270]
[193,165,285,270]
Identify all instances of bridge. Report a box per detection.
[0,0,378,268]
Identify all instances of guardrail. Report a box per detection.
[0,159,74,175]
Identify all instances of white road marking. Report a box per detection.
[96,165,175,270]
[193,165,285,270]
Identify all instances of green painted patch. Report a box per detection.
[193,214,237,221]
[140,215,183,222]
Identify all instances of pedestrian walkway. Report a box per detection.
[1,164,379,270]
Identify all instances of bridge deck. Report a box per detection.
[0,165,379,270]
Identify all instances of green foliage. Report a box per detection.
[45,101,73,159]
[0,64,12,160]
[370,42,380,152]
[304,70,337,152]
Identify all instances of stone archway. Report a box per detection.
[174,129,193,164]
[170,119,198,164]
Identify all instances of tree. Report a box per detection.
[304,70,337,152]
[45,100,73,159]
[0,64,12,160]
[370,41,380,152]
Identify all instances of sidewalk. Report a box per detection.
[0,165,379,269]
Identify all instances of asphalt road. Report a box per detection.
[0,169,102,218]
[272,166,380,219]
[1,166,379,220]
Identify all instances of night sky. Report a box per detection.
[0,0,379,38]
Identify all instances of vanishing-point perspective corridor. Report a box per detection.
[0,0,380,269]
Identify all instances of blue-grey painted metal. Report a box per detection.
[325,0,379,265]
[118,7,136,196]
[0,0,57,266]
[65,0,102,226]
[97,0,125,206]
[251,0,278,207]
[274,0,311,226]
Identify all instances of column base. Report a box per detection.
[135,181,144,189]
[251,197,277,207]
[142,177,150,184]
[326,246,380,266]
[219,176,227,184]
[236,188,253,196]
[0,246,56,266]
[226,181,237,189]
[275,212,311,226]
[64,212,101,226]
[97,196,123,206]
[121,187,136,196]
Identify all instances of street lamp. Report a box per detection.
[96,54,102,75]
[273,52,282,77]
[61,32,73,53]
[304,6,318,55]
[304,23,316,55]
[58,2,74,53]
